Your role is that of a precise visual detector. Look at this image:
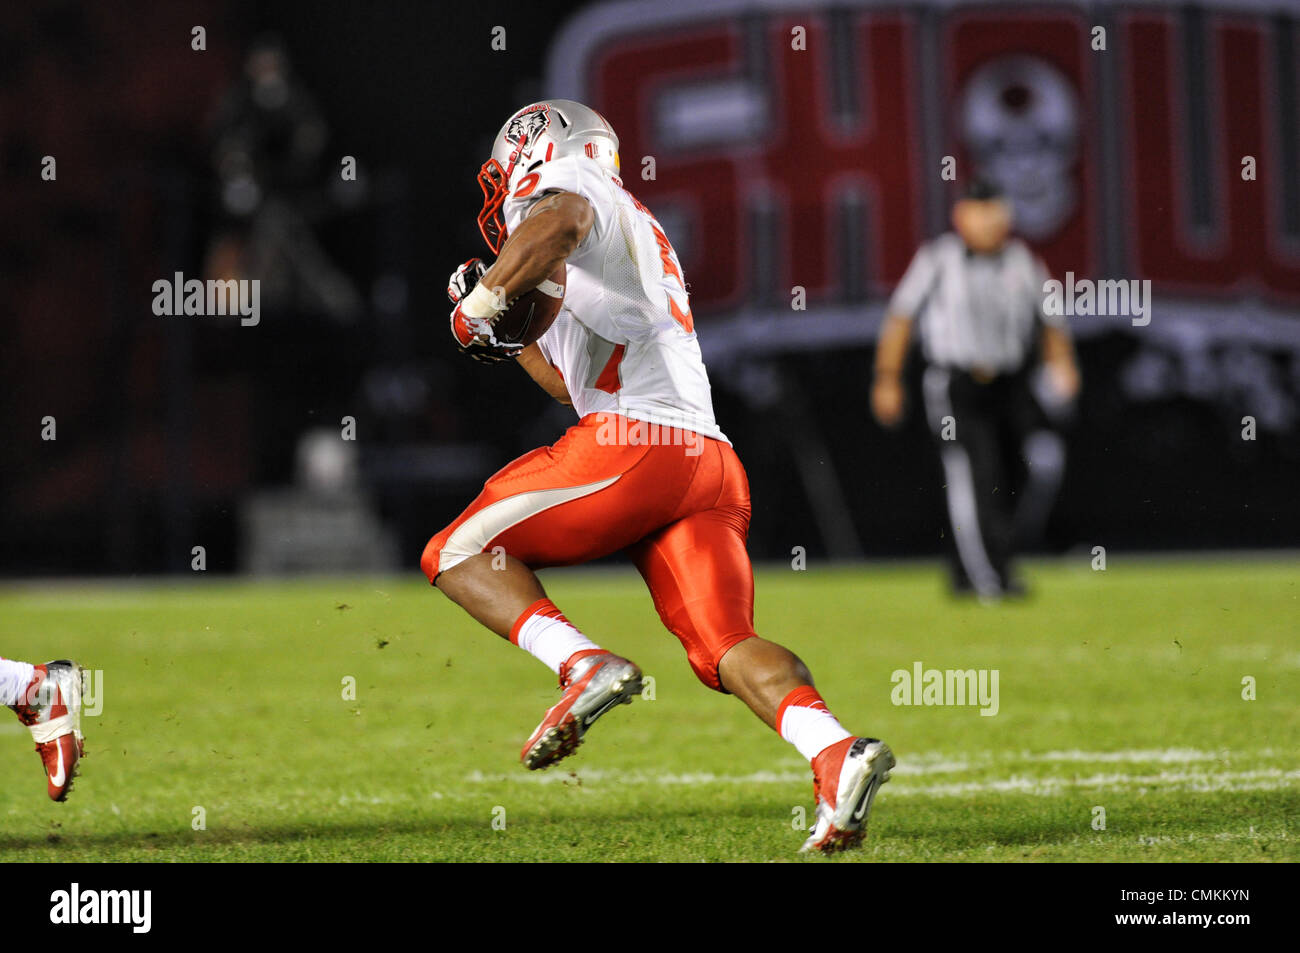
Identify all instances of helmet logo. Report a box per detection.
[505,104,551,156]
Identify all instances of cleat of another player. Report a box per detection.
[520,650,642,771]
[10,660,86,802]
[800,736,895,854]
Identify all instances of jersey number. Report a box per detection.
[514,173,541,199]
[647,215,693,333]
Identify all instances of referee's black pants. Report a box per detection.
[921,365,1065,597]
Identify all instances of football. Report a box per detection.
[492,263,566,347]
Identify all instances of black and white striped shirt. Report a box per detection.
[887,233,1059,373]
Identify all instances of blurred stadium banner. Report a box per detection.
[546,0,1300,360]
[535,0,1299,558]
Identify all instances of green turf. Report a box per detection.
[0,558,1296,861]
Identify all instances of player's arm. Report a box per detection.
[517,344,571,405]
[475,192,594,308]
[871,313,913,428]
[448,191,594,363]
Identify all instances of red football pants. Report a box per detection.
[421,413,756,690]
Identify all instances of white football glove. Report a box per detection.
[447,258,489,305]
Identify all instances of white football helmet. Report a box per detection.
[477,99,620,253]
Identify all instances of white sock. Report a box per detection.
[0,658,36,706]
[778,687,853,762]
[510,600,601,675]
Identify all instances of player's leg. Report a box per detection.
[434,551,547,639]
[0,656,36,707]
[3,656,85,801]
[428,554,640,774]
[420,415,691,769]
[714,637,812,730]
[625,498,818,729]
[628,507,856,742]
[629,442,894,852]
[433,548,641,769]
[422,425,641,662]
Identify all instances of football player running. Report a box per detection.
[426,100,893,852]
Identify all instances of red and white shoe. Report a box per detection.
[520,650,642,771]
[800,736,895,853]
[10,661,86,802]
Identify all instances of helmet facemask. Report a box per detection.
[476,156,512,255]
[477,105,550,254]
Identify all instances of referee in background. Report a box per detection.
[872,181,1080,600]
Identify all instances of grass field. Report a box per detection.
[0,557,1296,862]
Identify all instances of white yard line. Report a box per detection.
[460,748,1300,797]
[1011,748,1280,764]
[887,769,1300,797]
[903,747,1282,768]
[327,750,1300,807]
[463,768,812,786]
[463,766,1300,792]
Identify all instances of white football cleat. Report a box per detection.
[800,737,895,853]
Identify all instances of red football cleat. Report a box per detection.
[520,650,642,771]
[801,736,895,853]
[10,661,86,802]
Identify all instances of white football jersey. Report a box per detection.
[502,155,728,444]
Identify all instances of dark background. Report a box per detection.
[3,0,1297,576]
